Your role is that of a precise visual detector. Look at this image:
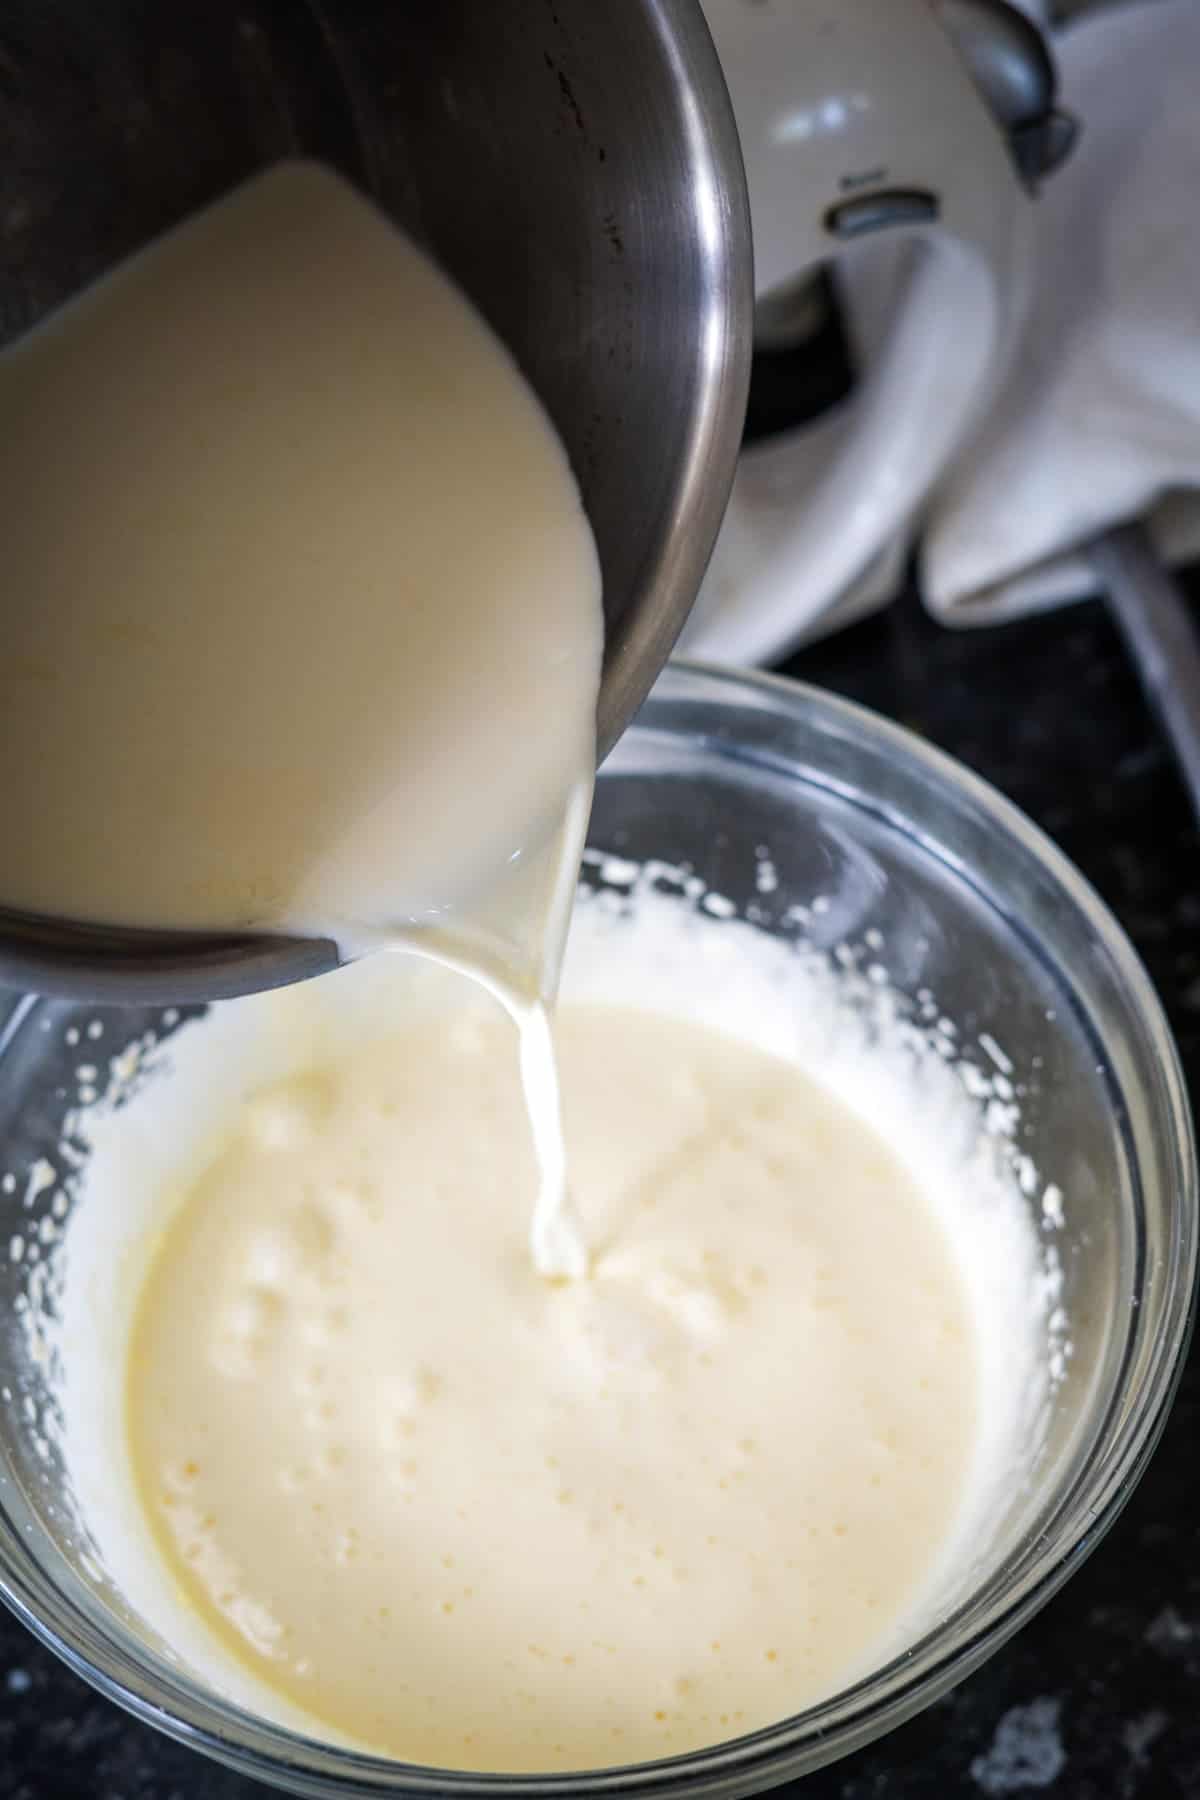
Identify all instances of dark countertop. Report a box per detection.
[2,584,1198,1799]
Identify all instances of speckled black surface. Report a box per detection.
[2,584,1198,1800]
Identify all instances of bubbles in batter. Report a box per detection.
[125,1000,982,1771]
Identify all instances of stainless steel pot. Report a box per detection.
[0,0,751,1001]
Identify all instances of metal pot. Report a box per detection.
[0,0,751,1001]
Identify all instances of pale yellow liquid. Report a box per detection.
[125,1001,979,1772]
[0,161,602,947]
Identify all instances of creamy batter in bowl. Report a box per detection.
[0,665,1192,1796]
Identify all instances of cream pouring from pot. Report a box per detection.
[0,0,751,1004]
[0,161,612,1279]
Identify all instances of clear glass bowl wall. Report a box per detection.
[0,665,1191,1798]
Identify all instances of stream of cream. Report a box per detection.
[0,158,604,1275]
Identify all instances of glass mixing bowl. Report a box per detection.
[0,663,1192,1796]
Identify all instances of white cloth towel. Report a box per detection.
[921,0,1200,624]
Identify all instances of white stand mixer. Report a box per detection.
[684,0,1072,665]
